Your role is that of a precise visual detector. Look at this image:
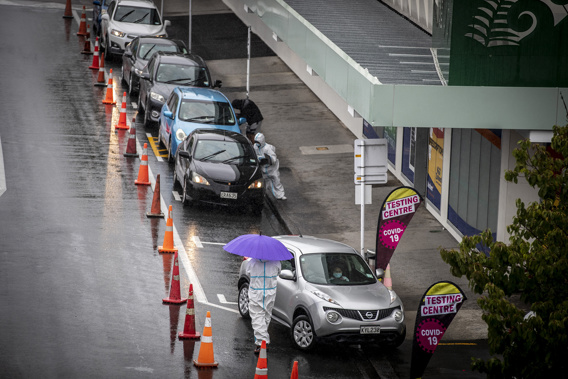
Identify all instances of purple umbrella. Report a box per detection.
[223,234,293,261]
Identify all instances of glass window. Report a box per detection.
[193,139,255,164]
[299,253,376,285]
[155,64,210,87]
[113,6,161,25]
[281,252,295,272]
[178,100,235,125]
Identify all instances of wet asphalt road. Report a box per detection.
[0,3,401,378]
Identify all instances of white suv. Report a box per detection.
[100,0,170,60]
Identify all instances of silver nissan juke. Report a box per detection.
[237,235,406,350]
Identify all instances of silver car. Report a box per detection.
[237,235,406,350]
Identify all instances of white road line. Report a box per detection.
[131,102,137,109]
[202,242,227,246]
[217,294,237,305]
[172,191,181,202]
[411,70,437,74]
[193,236,203,248]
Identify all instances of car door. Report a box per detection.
[177,133,194,182]
[123,38,137,81]
[139,56,156,110]
[163,92,179,149]
[272,248,299,326]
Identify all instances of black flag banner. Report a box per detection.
[410,281,467,378]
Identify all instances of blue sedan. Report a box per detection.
[158,87,245,161]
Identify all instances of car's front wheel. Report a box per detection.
[104,37,111,61]
[238,282,250,319]
[291,315,316,351]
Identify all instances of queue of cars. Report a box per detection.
[106,1,407,352]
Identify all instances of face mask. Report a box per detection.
[333,272,342,278]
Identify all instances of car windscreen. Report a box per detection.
[178,99,236,126]
[155,64,210,87]
[114,6,161,25]
[193,139,256,165]
[299,253,376,285]
[138,44,180,60]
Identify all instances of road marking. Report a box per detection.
[145,133,165,162]
[193,236,203,248]
[217,294,237,305]
[202,242,227,246]
[172,191,181,202]
[131,102,137,109]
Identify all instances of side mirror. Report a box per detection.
[238,117,247,125]
[164,20,171,27]
[178,150,190,159]
[213,80,222,88]
[375,268,385,280]
[279,269,295,281]
[163,110,173,119]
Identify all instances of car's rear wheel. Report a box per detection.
[291,315,316,351]
[238,283,250,319]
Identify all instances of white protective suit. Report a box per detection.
[253,133,286,200]
[246,258,281,346]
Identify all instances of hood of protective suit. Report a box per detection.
[254,132,266,147]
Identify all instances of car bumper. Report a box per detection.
[185,180,264,207]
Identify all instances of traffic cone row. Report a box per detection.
[102,68,116,105]
[89,38,100,70]
[81,26,92,54]
[134,143,150,184]
[179,284,200,339]
[146,174,164,217]
[254,341,268,378]
[123,119,138,157]
[162,251,187,304]
[62,0,73,18]
[158,205,177,252]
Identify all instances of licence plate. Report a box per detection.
[360,326,381,334]
[220,192,237,199]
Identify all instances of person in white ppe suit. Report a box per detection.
[246,258,281,353]
[253,133,286,200]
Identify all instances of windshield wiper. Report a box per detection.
[142,44,156,59]
[185,116,214,123]
[222,155,248,163]
[165,78,198,85]
[200,150,226,161]
[133,13,148,23]
[118,10,135,21]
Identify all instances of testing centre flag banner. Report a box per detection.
[375,186,422,270]
[410,281,467,379]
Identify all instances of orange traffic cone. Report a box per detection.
[384,264,392,290]
[162,251,187,304]
[290,361,298,379]
[193,311,219,368]
[81,26,92,54]
[94,52,106,87]
[147,174,164,217]
[89,38,100,70]
[254,341,268,378]
[62,0,73,18]
[124,119,138,157]
[134,142,151,185]
[158,205,178,253]
[114,92,129,130]
[179,284,200,339]
[76,6,88,36]
[102,68,116,105]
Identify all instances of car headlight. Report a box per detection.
[393,309,404,323]
[110,29,125,38]
[191,172,210,186]
[150,91,165,103]
[389,289,397,304]
[175,129,186,141]
[310,290,340,306]
[134,68,143,76]
[248,179,263,189]
[325,310,342,324]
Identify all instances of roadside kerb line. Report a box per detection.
[134,137,239,314]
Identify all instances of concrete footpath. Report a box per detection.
[209,55,488,344]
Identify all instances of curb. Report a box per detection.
[264,194,292,235]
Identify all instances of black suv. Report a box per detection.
[138,52,222,127]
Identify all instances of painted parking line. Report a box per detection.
[217,294,237,305]
[145,133,166,161]
[172,190,181,202]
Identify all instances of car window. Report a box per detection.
[178,100,236,125]
[107,1,116,16]
[300,253,376,285]
[138,44,181,60]
[281,252,296,272]
[194,139,254,164]
[155,64,210,87]
[113,6,161,25]
[130,39,138,57]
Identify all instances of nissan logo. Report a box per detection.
[365,312,373,319]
